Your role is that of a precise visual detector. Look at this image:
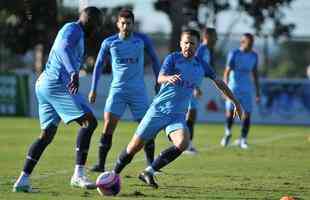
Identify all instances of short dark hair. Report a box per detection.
[243,33,254,42]
[82,6,102,19]
[204,27,216,36]
[118,9,135,22]
[181,28,201,41]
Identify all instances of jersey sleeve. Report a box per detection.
[57,24,82,74]
[139,33,160,78]
[226,50,236,69]
[196,45,212,66]
[90,39,110,92]
[160,54,175,75]
[195,45,204,60]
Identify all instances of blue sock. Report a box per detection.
[98,134,113,168]
[241,117,251,139]
[113,149,134,174]
[144,139,155,166]
[151,145,182,171]
[76,122,96,165]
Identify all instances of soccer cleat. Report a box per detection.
[138,171,158,189]
[240,138,249,149]
[183,146,198,155]
[234,138,241,146]
[13,185,33,193]
[13,175,33,193]
[220,135,232,147]
[90,164,105,173]
[70,175,96,189]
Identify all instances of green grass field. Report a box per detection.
[0,117,309,200]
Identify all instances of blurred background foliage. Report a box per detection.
[0,0,309,78]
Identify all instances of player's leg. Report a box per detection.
[220,101,235,147]
[51,91,98,189]
[13,85,61,192]
[13,126,58,192]
[91,112,120,172]
[238,93,253,149]
[113,134,145,174]
[140,116,189,188]
[184,99,198,154]
[145,129,190,173]
[240,112,251,149]
[113,107,166,188]
[91,90,125,172]
[70,112,98,189]
[129,90,155,166]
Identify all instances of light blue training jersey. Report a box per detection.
[91,32,160,92]
[196,43,212,65]
[153,52,216,115]
[226,48,258,93]
[43,22,85,85]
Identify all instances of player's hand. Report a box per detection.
[68,72,79,95]
[256,95,261,104]
[233,102,243,120]
[88,91,97,104]
[167,74,181,85]
[193,87,202,98]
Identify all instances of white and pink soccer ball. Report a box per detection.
[96,171,121,196]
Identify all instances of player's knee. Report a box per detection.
[40,125,57,145]
[88,117,98,131]
[186,109,196,122]
[83,115,97,132]
[127,136,144,155]
[174,138,189,151]
[144,139,155,149]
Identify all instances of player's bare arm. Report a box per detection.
[88,91,96,104]
[212,78,243,119]
[252,67,260,103]
[223,67,231,85]
[158,73,181,85]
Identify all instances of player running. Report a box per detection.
[88,9,160,172]
[13,7,102,192]
[184,27,218,154]
[220,33,260,149]
[110,29,243,188]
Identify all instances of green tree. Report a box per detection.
[269,40,310,78]
[154,0,296,51]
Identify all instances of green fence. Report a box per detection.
[0,73,29,116]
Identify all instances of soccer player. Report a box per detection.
[13,7,102,192]
[111,29,243,188]
[88,9,160,172]
[184,27,218,154]
[220,33,260,149]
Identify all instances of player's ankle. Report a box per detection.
[145,166,155,175]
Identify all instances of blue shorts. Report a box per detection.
[226,90,253,113]
[135,106,188,141]
[188,96,198,110]
[104,87,149,120]
[35,79,92,130]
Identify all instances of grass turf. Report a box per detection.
[0,117,309,200]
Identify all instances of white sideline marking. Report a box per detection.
[28,132,304,180]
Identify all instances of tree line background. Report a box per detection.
[0,0,309,78]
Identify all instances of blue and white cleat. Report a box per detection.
[220,134,232,147]
[70,175,96,189]
[13,175,33,193]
